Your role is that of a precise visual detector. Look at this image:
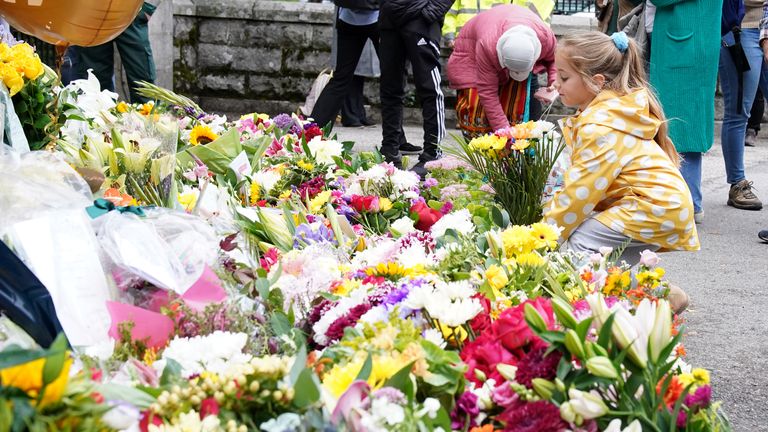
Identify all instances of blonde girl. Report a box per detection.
[545,32,697,310]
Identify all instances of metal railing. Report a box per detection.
[554,0,595,15]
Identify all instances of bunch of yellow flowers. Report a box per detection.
[468,133,508,158]
[499,222,560,267]
[0,42,44,96]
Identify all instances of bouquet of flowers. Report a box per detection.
[448,121,565,225]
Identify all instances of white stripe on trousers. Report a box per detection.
[430,66,445,149]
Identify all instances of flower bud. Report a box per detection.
[565,329,586,360]
[532,378,556,400]
[586,356,618,379]
[474,368,488,382]
[524,303,548,333]
[551,297,578,329]
[649,299,672,363]
[560,401,576,423]
[496,363,518,382]
[568,388,609,420]
[555,378,566,393]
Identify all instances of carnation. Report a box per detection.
[515,346,562,388]
[498,400,569,432]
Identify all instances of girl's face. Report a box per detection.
[554,51,598,111]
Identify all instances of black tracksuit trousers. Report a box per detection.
[379,27,445,163]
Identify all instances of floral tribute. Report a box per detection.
[0,79,731,432]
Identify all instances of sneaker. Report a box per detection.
[759,230,768,242]
[410,161,428,179]
[399,142,423,155]
[728,179,763,210]
[694,211,704,224]
[745,129,758,147]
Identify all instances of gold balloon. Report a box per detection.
[0,0,144,47]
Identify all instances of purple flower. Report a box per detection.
[372,387,406,405]
[367,281,397,306]
[676,410,688,428]
[450,391,480,429]
[685,385,712,410]
[273,113,293,129]
[423,177,439,188]
[293,223,337,248]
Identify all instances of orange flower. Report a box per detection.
[656,375,685,407]
[470,426,496,432]
[104,188,135,206]
[675,345,687,357]
[139,101,155,116]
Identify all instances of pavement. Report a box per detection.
[334,122,768,431]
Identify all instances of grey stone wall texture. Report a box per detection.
[172,0,597,119]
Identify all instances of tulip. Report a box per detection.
[585,356,618,379]
[565,329,586,360]
[649,299,672,363]
[551,296,578,329]
[568,388,609,420]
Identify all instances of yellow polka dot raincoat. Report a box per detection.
[544,89,699,251]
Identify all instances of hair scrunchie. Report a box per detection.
[610,31,629,53]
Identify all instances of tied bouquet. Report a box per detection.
[448,121,565,226]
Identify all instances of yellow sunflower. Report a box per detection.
[189,125,219,146]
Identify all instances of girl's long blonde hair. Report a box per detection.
[558,32,679,166]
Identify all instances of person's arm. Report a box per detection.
[142,1,158,19]
[544,124,622,240]
[423,0,455,24]
[476,40,510,130]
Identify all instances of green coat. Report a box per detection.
[649,0,722,153]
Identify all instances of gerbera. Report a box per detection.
[529,222,560,250]
[189,125,219,146]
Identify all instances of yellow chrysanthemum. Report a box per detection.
[603,269,631,296]
[139,101,155,116]
[437,322,467,345]
[365,262,415,280]
[501,225,536,257]
[0,357,72,407]
[485,264,509,291]
[333,279,362,296]
[189,125,219,146]
[249,182,261,205]
[279,190,292,200]
[116,101,130,113]
[297,160,315,171]
[511,139,531,151]
[516,251,545,268]
[308,190,332,213]
[529,222,560,250]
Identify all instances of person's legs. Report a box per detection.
[679,152,703,215]
[746,88,763,146]
[76,43,115,92]
[562,218,660,267]
[114,15,156,103]
[379,28,408,165]
[400,30,445,164]
[528,76,542,121]
[341,75,367,126]
[311,20,374,129]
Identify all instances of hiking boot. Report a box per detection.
[745,129,758,147]
[728,179,763,210]
[759,230,768,242]
[399,142,423,155]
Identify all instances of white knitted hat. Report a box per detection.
[496,25,542,81]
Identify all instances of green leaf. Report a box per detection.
[0,348,48,369]
[575,317,594,341]
[490,206,510,228]
[289,344,308,385]
[355,353,373,381]
[270,312,292,336]
[292,368,321,408]
[597,312,617,348]
[41,334,69,386]
[384,362,415,402]
[94,383,157,409]
[160,358,182,386]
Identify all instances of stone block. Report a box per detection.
[244,22,314,48]
[199,73,246,94]
[284,50,331,73]
[196,0,256,19]
[174,17,197,42]
[197,43,236,68]
[199,19,249,45]
[234,48,282,73]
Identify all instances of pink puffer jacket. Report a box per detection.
[446,4,557,130]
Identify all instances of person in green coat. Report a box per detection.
[648,0,722,223]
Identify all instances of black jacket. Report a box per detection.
[334,0,379,11]
[379,0,453,32]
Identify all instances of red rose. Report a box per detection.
[410,201,443,231]
[200,397,220,418]
[350,195,379,213]
[303,125,323,141]
[494,298,555,351]
[460,332,517,385]
[469,294,492,334]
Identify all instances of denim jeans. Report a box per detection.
[680,152,702,213]
[720,28,768,184]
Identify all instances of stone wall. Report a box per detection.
[173,0,597,120]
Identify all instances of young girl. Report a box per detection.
[544,32,697,309]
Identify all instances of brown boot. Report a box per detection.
[728,179,763,210]
[668,284,689,314]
